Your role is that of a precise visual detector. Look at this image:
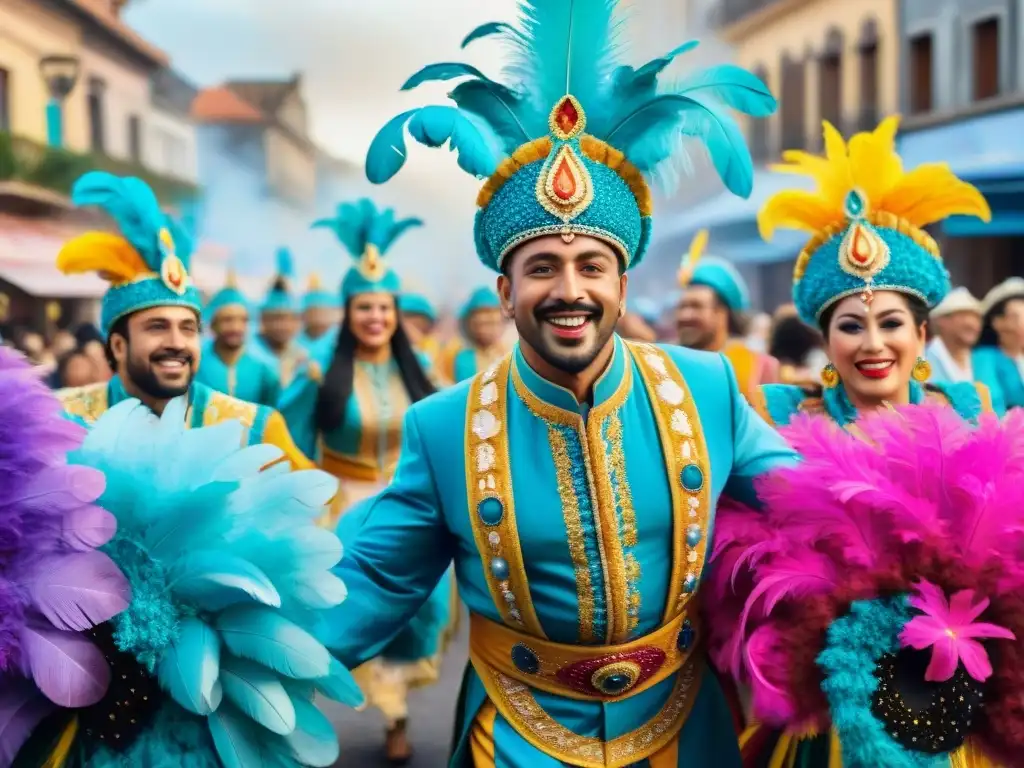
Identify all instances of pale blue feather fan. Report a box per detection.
[59,399,361,767]
[311,197,422,302]
[366,0,776,272]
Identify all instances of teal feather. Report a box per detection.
[313,656,364,707]
[449,80,531,154]
[461,20,515,48]
[282,571,347,610]
[71,171,166,270]
[164,213,196,269]
[376,216,423,254]
[407,106,498,177]
[673,65,776,117]
[217,606,331,680]
[281,678,316,702]
[171,551,282,611]
[283,694,339,767]
[219,655,297,735]
[210,444,285,483]
[208,705,268,768]
[157,617,221,715]
[401,62,491,90]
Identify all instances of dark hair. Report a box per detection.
[314,299,436,435]
[54,348,91,388]
[74,322,104,348]
[769,315,823,366]
[104,315,130,371]
[818,293,930,340]
[979,294,1024,347]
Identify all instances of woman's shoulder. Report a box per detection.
[753,383,825,427]
[924,380,992,419]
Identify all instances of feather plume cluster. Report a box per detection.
[312,198,423,260]
[0,348,130,766]
[64,398,360,767]
[366,0,776,197]
[707,404,1024,765]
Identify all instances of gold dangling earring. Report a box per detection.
[911,356,932,383]
[820,362,840,389]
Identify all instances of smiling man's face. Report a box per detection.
[499,234,625,375]
[112,305,201,399]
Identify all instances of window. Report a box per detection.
[750,65,770,161]
[127,115,141,162]
[858,19,879,130]
[87,77,106,152]
[972,17,1001,101]
[909,33,933,114]
[0,68,9,132]
[779,53,806,150]
[818,29,843,132]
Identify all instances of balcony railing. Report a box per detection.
[0,132,199,206]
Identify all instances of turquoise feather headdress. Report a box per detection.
[301,273,338,312]
[366,0,776,273]
[398,293,437,322]
[56,171,202,335]
[459,286,502,320]
[312,198,422,303]
[262,247,298,314]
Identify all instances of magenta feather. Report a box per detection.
[20,625,110,708]
[708,403,1024,729]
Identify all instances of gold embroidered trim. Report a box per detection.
[466,356,545,637]
[510,351,634,644]
[203,391,259,444]
[627,342,712,621]
[57,383,109,424]
[479,656,703,767]
[607,413,640,632]
[578,135,653,216]
[548,426,597,644]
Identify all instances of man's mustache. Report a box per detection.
[151,350,193,364]
[534,301,603,320]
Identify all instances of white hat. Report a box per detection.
[930,287,981,319]
[981,277,1024,317]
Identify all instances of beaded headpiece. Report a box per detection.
[459,286,502,321]
[759,117,991,325]
[301,273,338,312]
[313,198,421,303]
[398,293,437,323]
[677,229,750,313]
[203,265,250,324]
[56,172,202,335]
[366,0,776,273]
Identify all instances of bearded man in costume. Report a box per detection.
[316,3,796,766]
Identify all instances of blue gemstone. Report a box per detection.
[490,557,510,580]
[844,189,865,218]
[678,620,695,651]
[478,497,504,526]
[511,643,539,674]
[683,574,697,593]
[686,525,702,547]
[601,673,632,693]
[680,464,704,492]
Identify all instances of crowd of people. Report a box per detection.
[3,2,1024,768]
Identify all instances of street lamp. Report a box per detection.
[39,55,80,148]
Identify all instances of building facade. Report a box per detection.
[654,0,900,311]
[897,0,1024,292]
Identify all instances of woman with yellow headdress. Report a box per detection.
[708,118,1007,768]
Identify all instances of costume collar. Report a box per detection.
[823,379,926,426]
[511,334,627,417]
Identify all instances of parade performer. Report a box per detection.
[195,266,282,407]
[282,198,446,763]
[299,273,340,354]
[449,286,508,383]
[254,247,309,389]
[0,345,130,767]
[398,292,443,371]
[676,230,780,402]
[721,116,997,766]
[926,287,983,387]
[10,393,360,767]
[975,277,1024,413]
[54,172,311,469]
[319,2,789,765]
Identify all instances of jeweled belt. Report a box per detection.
[468,608,699,702]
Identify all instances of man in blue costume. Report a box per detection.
[253,246,312,388]
[447,286,510,383]
[299,272,340,353]
[55,171,311,470]
[194,266,282,407]
[399,291,443,371]
[320,4,789,766]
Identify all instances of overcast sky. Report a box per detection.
[124,0,729,300]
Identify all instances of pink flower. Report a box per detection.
[899,580,1015,682]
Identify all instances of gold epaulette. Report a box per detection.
[56,383,109,424]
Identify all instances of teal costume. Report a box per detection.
[453,286,504,383]
[973,347,1023,413]
[252,247,313,389]
[298,273,340,354]
[333,2,782,764]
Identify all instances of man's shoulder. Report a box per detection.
[408,376,473,431]
[196,383,266,427]
[56,382,109,423]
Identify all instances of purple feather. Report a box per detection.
[21,624,110,707]
[28,551,131,632]
[0,676,55,765]
[62,504,118,551]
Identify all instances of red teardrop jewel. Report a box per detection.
[555,97,579,135]
[850,225,872,265]
[553,157,577,200]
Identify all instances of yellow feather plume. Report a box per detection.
[307,273,322,291]
[225,267,238,288]
[42,716,78,768]
[678,229,709,287]
[759,116,991,244]
[56,233,150,285]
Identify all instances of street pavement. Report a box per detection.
[325,614,469,767]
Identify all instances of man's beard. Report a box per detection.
[518,300,611,375]
[126,350,193,400]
